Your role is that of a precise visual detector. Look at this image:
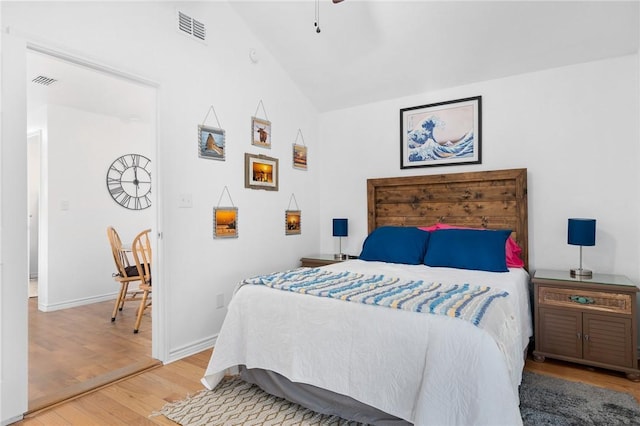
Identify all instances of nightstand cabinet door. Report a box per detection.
[537,307,582,359]
[532,269,640,381]
[583,313,633,368]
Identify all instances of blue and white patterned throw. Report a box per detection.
[241,268,509,328]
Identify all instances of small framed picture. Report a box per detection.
[213,207,238,239]
[251,117,271,148]
[198,125,225,161]
[285,210,301,235]
[400,96,481,169]
[293,144,307,170]
[245,153,278,191]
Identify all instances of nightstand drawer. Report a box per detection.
[538,286,632,315]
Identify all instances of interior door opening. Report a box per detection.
[26,47,160,412]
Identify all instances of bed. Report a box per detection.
[202,168,532,425]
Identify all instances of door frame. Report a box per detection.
[1,33,166,423]
[27,130,41,282]
[25,42,165,360]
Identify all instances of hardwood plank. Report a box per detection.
[32,408,89,426]
[17,347,639,424]
[42,403,102,425]
[18,349,210,425]
[12,417,46,426]
[23,274,636,424]
[27,360,161,414]
[28,296,154,411]
[525,356,640,403]
[373,180,518,204]
[63,394,133,426]
[374,200,519,220]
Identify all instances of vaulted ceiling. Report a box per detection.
[231,1,639,111]
[26,1,639,119]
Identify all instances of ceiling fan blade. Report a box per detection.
[332,0,344,3]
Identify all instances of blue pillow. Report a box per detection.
[359,226,431,265]
[424,228,511,272]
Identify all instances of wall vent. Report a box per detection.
[32,75,57,86]
[178,11,206,42]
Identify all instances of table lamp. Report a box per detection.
[567,218,596,278]
[332,218,348,260]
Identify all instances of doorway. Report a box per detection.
[26,48,159,411]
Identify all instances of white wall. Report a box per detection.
[34,104,153,310]
[317,54,640,361]
[1,5,321,421]
[1,1,638,424]
[27,131,41,279]
[318,55,640,284]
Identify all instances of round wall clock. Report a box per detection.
[106,153,152,210]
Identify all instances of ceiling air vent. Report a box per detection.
[32,75,57,86]
[178,11,206,42]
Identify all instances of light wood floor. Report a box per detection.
[17,349,212,425]
[16,350,639,425]
[524,356,640,403]
[17,352,640,424]
[28,295,158,413]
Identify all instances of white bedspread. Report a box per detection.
[202,260,532,425]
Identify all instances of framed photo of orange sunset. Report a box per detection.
[245,153,278,191]
[213,207,238,239]
[285,210,301,235]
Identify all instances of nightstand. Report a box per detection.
[300,254,355,268]
[532,269,640,381]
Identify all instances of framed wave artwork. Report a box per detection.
[400,96,482,169]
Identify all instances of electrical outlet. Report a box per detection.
[216,294,224,309]
[178,193,193,208]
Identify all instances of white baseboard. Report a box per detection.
[166,334,218,365]
[38,292,117,312]
[1,414,24,426]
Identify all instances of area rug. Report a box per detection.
[156,372,640,425]
[155,376,361,426]
[519,372,640,426]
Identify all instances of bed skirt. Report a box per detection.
[239,366,411,425]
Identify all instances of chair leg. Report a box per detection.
[111,281,128,321]
[119,282,130,311]
[133,288,150,333]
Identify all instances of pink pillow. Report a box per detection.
[418,223,524,268]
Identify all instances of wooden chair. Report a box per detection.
[107,226,143,322]
[131,228,152,334]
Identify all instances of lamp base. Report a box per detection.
[570,268,593,278]
[334,253,348,260]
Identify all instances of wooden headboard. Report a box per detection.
[367,168,529,270]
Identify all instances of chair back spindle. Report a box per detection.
[131,228,152,333]
[107,226,143,322]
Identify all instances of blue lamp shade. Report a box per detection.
[332,218,348,237]
[568,218,596,247]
